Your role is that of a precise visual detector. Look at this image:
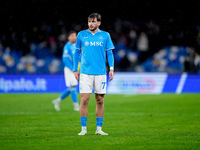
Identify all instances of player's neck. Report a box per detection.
[89,28,99,34]
[69,40,76,44]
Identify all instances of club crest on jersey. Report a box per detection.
[85,41,103,46]
[99,36,104,40]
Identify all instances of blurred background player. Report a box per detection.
[52,30,80,111]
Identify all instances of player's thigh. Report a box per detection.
[94,75,107,94]
[79,74,93,93]
[64,67,78,87]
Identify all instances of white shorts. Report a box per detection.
[64,67,78,87]
[79,74,107,94]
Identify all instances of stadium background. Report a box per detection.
[1,1,200,150]
[0,0,200,93]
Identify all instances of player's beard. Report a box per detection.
[89,25,98,32]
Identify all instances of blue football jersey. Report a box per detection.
[75,29,115,75]
[62,41,75,70]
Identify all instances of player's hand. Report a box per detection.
[74,71,80,81]
[109,70,114,81]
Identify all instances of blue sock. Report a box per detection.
[60,89,70,100]
[70,87,78,103]
[96,117,103,127]
[80,117,87,127]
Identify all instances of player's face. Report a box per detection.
[88,18,101,32]
[68,33,77,44]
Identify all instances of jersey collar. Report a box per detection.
[86,28,101,34]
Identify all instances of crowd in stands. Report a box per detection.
[0,18,200,74]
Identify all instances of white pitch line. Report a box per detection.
[1,112,199,116]
[0,112,69,115]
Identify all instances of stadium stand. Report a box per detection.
[0,18,200,74]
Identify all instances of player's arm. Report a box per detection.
[73,49,81,81]
[73,33,81,81]
[106,50,114,81]
[106,33,115,81]
[62,54,73,70]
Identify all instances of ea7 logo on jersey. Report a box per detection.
[85,41,103,46]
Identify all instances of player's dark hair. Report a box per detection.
[88,13,101,22]
[67,30,76,37]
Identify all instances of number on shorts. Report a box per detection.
[102,82,106,89]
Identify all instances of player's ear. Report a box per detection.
[98,21,101,26]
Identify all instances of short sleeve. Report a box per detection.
[75,32,81,50]
[62,44,69,59]
[106,33,115,51]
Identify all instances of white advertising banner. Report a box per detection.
[107,72,168,94]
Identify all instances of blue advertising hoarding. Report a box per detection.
[0,73,200,94]
[0,75,66,93]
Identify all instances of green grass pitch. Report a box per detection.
[0,94,200,150]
